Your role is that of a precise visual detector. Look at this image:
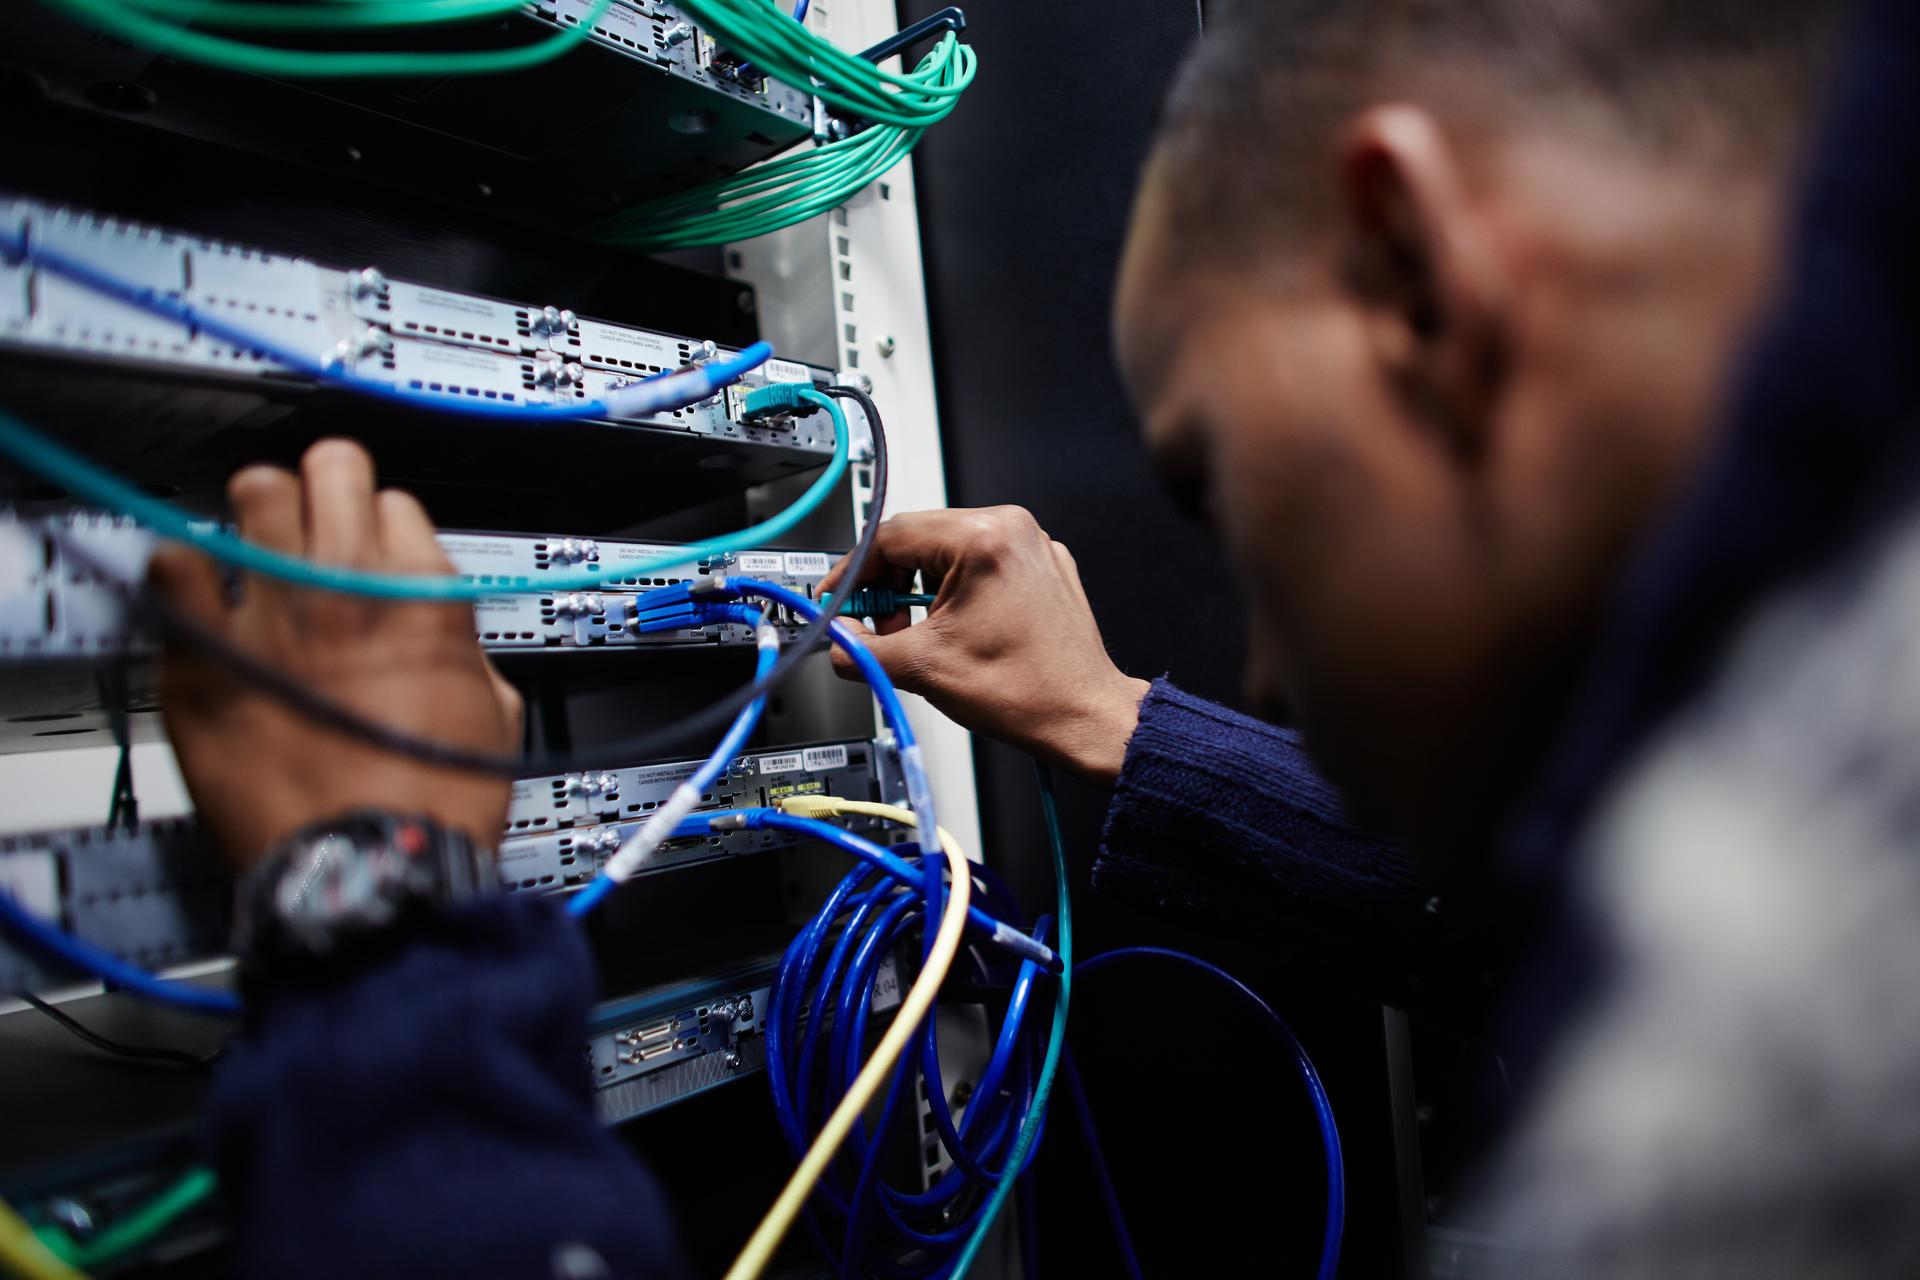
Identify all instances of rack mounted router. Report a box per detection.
[0,196,849,516]
[4,1,816,229]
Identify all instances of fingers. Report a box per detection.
[483,656,525,747]
[302,439,379,566]
[228,464,303,553]
[839,507,1043,591]
[147,545,227,631]
[375,488,453,573]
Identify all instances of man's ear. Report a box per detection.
[1338,105,1510,458]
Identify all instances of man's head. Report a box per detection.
[1114,0,1840,856]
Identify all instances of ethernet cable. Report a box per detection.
[761,792,1062,1278]
[593,33,972,251]
[3,227,773,427]
[721,810,970,1280]
[21,385,889,785]
[831,588,935,618]
[567,608,781,917]
[947,760,1071,1279]
[675,2,969,130]
[28,0,974,248]
[0,387,844,602]
[0,889,240,1017]
[31,0,616,78]
[30,1168,218,1272]
[573,572,944,940]
[618,571,940,884]
[1071,948,1347,1280]
[0,228,853,601]
[0,1195,83,1280]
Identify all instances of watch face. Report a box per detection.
[275,826,416,938]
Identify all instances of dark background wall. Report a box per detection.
[898,3,1416,1275]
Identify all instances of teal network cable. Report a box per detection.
[0,383,846,601]
[593,29,974,251]
[32,0,616,77]
[949,760,1072,1280]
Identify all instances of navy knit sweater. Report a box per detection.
[1092,679,1424,987]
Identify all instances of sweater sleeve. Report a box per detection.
[207,894,690,1280]
[1094,679,1430,995]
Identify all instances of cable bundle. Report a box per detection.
[767,826,1058,1279]
[32,0,977,249]
[32,0,614,78]
[591,26,974,251]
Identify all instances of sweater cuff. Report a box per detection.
[1095,679,1425,965]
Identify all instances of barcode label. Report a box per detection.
[735,553,784,575]
[803,745,848,772]
[764,358,812,385]
[784,552,832,577]
[757,752,804,775]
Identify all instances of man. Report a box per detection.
[150,0,1920,1274]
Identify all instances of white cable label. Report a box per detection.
[802,745,848,772]
[758,752,804,775]
[784,552,832,578]
[870,954,902,1013]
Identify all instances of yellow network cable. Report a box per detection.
[778,795,961,857]
[722,797,972,1280]
[0,1196,83,1280]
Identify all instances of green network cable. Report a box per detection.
[675,0,969,130]
[32,1167,217,1272]
[595,32,972,250]
[0,386,847,602]
[32,0,976,248]
[34,0,614,77]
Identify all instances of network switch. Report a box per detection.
[501,740,895,887]
[0,738,901,993]
[0,510,843,661]
[0,196,838,455]
[588,955,902,1126]
[9,2,815,228]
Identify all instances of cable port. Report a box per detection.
[740,381,812,423]
[618,1038,685,1066]
[619,1019,679,1046]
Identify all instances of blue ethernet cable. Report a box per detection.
[946,760,1071,1280]
[574,575,945,921]
[0,227,770,424]
[0,387,848,601]
[567,604,778,916]
[0,888,241,1017]
[694,574,940,867]
[1059,1049,1146,1280]
[768,846,1055,1278]
[1072,947,1346,1280]
[0,229,857,601]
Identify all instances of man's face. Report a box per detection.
[1113,135,1786,852]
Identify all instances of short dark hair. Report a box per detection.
[1153,0,1845,256]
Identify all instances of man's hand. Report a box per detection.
[823,506,1149,784]
[149,439,522,870]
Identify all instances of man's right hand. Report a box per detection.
[822,506,1149,784]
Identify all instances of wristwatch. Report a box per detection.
[234,811,492,990]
